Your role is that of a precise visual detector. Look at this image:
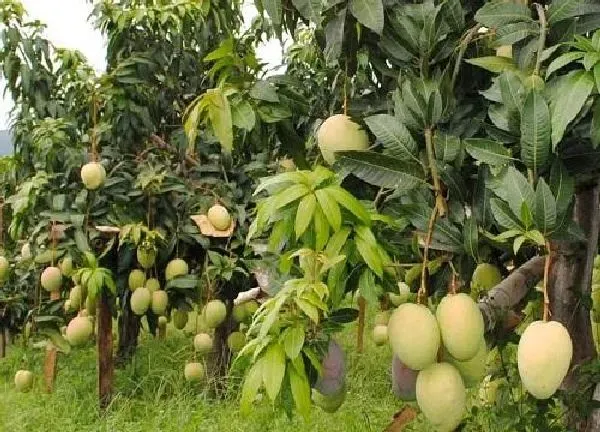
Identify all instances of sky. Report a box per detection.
[0,0,284,129]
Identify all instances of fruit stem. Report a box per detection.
[417,205,438,304]
[543,241,552,322]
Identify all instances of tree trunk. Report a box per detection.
[116,290,140,365]
[549,183,600,431]
[0,326,5,358]
[357,296,366,353]
[43,343,58,393]
[97,290,114,410]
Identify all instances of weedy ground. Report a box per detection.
[0,306,406,432]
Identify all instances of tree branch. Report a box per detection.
[478,256,546,332]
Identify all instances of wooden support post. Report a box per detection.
[43,343,58,393]
[98,290,114,410]
[357,296,366,353]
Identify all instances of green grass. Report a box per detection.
[0,309,409,432]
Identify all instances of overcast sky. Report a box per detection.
[0,0,284,129]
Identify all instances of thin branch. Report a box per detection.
[534,3,547,76]
[417,205,438,304]
[452,24,482,88]
[543,242,552,321]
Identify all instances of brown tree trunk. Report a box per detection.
[43,343,58,393]
[97,290,114,410]
[549,183,600,431]
[0,326,5,358]
[357,296,366,353]
[116,292,139,365]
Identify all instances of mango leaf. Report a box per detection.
[324,7,346,65]
[263,343,286,402]
[355,236,383,277]
[313,206,330,252]
[434,132,461,163]
[295,194,317,239]
[463,216,479,261]
[520,91,551,173]
[550,70,594,148]
[466,56,517,73]
[250,81,279,103]
[231,99,256,131]
[513,235,527,255]
[545,52,585,79]
[335,151,424,190]
[490,198,524,230]
[549,160,574,222]
[359,269,380,304]
[494,22,539,47]
[289,357,311,419]
[364,114,419,163]
[464,138,513,166]
[291,0,323,25]
[499,70,524,115]
[475,0,532,28]
[205,88,233,152]
[488,166,535,217]
[283,326,305,359]
[548,0,600,25]
[324,227,351,258]
[241,359,264,415]
[264,0,282,27]
[534,178,557,234]
[349,0,384,34]
[324,185,370,224]
[520,201,534,230]
[315,188,341,231]
[295,297,320,323]
[271,184,310,210]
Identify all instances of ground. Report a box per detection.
[0,306,406,432]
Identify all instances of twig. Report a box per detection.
[417,205,438,304]
[534,4,547,77]
[543,241,552,321]
[452,24,482,88]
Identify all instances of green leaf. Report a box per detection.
[295,194,317,239]
[271,184,310,210]
[250,81,279,103]
[545,52,585,79]
[364,114,419,163]
[336,151,424,190]
[289,357,311,419]
[520,201,534,229]
[324,185,370,224]
[315,188,341,231]
[241,359,263,415]
[490,198,524,230]
[548,0,600,25]
[524,229,546,246]
[463,216,479,261]
[355,236,383,277]
[349,0,384,34]
[434,132,461,163]
[550,161,574,221]
[464,138,513,166]
[358,269,380,304]
[38,328,70,354]
[295,297,320,323]
[283,326,305,359]
[263,343,286,401]
[489,166,535,217]
[550,70,595,148]
[520,91,551,173]
[325,227,351,259]
[534,178,557,234]
[264,0,282,26]
[291,0,323,25]
[494,22,539,47]
[205,88,234,153]
[475,0,532,28]
[313,206,330,252]
[324,7,346,65]
[231,99,256,131]
[513,235,527,255]
[499,71,524,115]
[466,56,517,73]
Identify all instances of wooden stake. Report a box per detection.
[357,296,366,353]
[43,343,58,393]
[98,290,114,410]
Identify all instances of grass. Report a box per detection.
[0,307,411,432]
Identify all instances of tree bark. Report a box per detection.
[478,256,546,331]
[0,326,5,358]
[97,290,113,410]
[116,290,140,365]
[43,343,58,393]
[549,183,600,431]
[357,296,366,353]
